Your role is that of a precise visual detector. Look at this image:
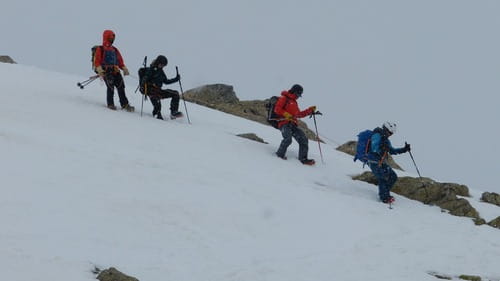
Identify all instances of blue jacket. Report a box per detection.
[367,127,405,163]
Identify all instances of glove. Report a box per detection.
[95,66,105,76]
[122,66,130,76]
[175,73,181,81]
[403,142,411,152]
[309,106,317,112]
[283,112,294,120]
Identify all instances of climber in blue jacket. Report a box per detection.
[367,122,411,204]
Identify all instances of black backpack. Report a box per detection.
[265,96,286,129]
[91,45,102,73]
[137,67,149,94]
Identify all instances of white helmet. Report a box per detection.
[382,121,397,134]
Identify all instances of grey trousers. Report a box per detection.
[276,123,309,160]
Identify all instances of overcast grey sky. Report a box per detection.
[2,0,499,192]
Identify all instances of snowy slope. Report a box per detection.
[0,63,499,281]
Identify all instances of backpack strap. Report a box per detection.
[93,45,104,67]
[364,138,371,155]
[362,137,371,168]
[379,151,388,167]
[268,96,290,121]
[97,45,104,63]
[276,96,290,115]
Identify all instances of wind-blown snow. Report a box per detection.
[0,64,499,281]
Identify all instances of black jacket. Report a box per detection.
[143,66,179,88]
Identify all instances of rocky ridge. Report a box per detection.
[183,84,320,141]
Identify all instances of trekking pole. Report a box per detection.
[311,112,324,164]
[407,143,426,187]
[139,56,147,117]
[176,66,191,124]
[77,75,99,89]
[78,75,98,87]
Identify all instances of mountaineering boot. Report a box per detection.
[107,105,117,110]
[122,104,135,112]
[300,158,315,165]
[170,111,183,119]
[382,196,395,204]
[152,108,163,119]
[276,152,287,160]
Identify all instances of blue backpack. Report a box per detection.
[354,130,374,163]
[91,45,118,72]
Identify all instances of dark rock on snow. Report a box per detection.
[237,133,267,144]
[0,56,16,64]
[480,192,500,207]
[96,267,139,281]
[487,216,500,229]
[458,275,482,281]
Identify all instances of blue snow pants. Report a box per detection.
[368,162,397,201]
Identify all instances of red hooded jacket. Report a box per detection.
[274,90,314,128]
[93,30,125,70]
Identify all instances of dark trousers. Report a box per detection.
[104,72,129,107]
[368,162,398,201]
[276,123,309,160]
[148,88,180,114]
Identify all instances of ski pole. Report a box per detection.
[77,75,99,89]
[312,112,324,164]
[176,66,191,124]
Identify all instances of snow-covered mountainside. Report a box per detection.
[0,63,499,281]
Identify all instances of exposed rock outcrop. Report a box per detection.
[480,192,500,207]
[474,218,487,226]
[336,140,403,171]
[0,56,16,64]
[183,84,320,141]
[459,275,482,281]
[352,172,479,219]
[488,216,500,229]
[96,267,139,281]
[185,84,240,105]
